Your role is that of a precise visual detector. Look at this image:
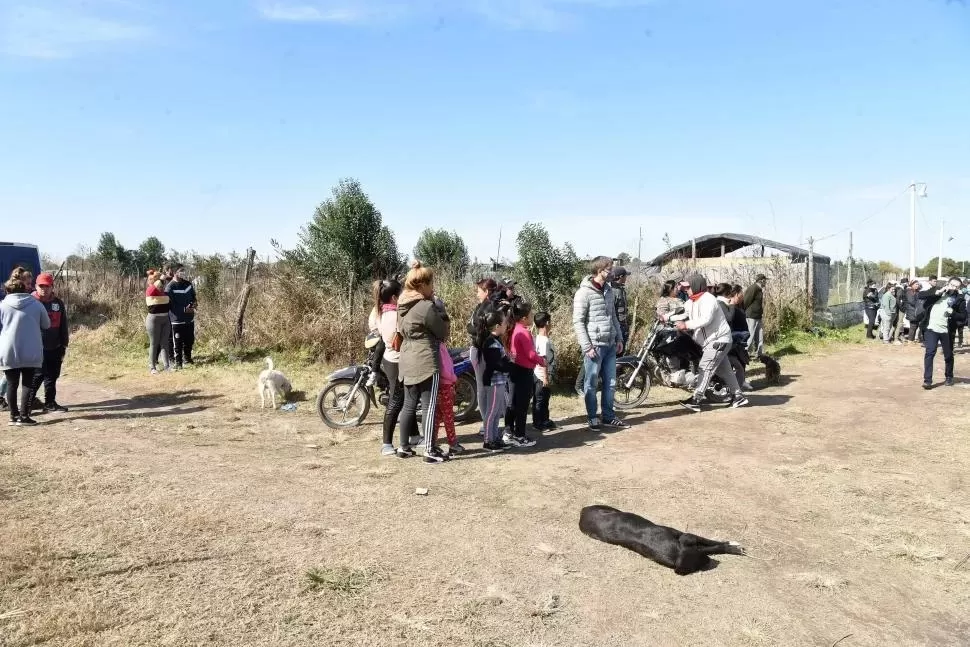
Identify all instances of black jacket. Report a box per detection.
[613,284,629,335]
[481,335,515,387]
[742,284,764,320]
[902,288,920,320]
[918,287,968,332]
[862,287,879,309]
[165,279,197,324]
[723,303,748,333]
[34,295,69,351]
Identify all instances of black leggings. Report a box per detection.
[508,365,534,438]
[381,359,404,446]
[399,374,440,453]
[5,368,36,420]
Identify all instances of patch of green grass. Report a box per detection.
[767,324,864,356]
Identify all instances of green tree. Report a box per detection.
[139,236,167,271]
[515,222,580,312]
[96,232,122,268]
[273,178,402,309]
[195,254,224,302]
[921,257,964,278]
[413,229,470,278]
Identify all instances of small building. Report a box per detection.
[647,233,831,308]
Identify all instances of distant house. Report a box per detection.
[647,233,831,307]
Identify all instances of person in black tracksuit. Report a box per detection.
[612,267,631,350]
[30,273,69,413]
[862,281,880,339]
[165,267,198,369]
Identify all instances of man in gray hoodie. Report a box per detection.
[573,256,628,431]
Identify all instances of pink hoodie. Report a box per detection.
[510,322,545,370]
[437,343,456,385]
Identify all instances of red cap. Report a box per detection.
[36,272,54,286]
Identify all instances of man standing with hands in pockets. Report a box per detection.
[573,256,629,432]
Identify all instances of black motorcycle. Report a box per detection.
[316,346,478,429]
[575,313,732,406]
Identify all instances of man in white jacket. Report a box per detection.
[673,274,748,412]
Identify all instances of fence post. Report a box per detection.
[846,231,853,304]
[234,248,257,345]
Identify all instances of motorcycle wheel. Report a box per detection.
[316,378,371,429]
[613,362,651,410]
[574,364,651,409]
[453,373,478,422]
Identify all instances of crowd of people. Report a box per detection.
[363,257,772,464]
[14,254,957,446]
[862,275,968,387]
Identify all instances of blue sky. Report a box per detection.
[1,0,969,268]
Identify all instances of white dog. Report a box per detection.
[257,357,292,409]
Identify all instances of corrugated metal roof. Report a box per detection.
[648,233,831,266]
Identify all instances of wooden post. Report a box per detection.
[691,239,697,261]
[234,247,256,345]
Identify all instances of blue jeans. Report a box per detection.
[583,345,616,422]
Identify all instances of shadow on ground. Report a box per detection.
[45,390,222,421]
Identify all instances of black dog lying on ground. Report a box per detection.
[579,505,746,575]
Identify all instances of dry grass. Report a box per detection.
[2,338,970,646]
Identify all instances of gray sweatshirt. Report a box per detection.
[0,293,51,370]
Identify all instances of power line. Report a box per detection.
[814,187,909,243]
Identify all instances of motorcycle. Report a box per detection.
[575,311,733,406]
[316,344,479,430]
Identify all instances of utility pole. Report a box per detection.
[909,182,917,280]
[909,182,927,279]
[807,236,815,316]
[937,218,944,279]
[846,231,853,304]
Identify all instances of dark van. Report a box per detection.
[0,242,42,285]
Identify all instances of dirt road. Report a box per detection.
[2,344,969,646]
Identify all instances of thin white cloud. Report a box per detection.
[0,1,150,59]
[256,2,380,24]
[255,0,653,30]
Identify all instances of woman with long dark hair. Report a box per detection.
[373,279,404,456]
[468,277,497,436]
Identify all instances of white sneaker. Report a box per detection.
[741,382,754,392]
[366,373,377,387]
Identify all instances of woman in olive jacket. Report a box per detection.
[396,261,451,463]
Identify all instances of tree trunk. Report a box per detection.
[234,248,257,345]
